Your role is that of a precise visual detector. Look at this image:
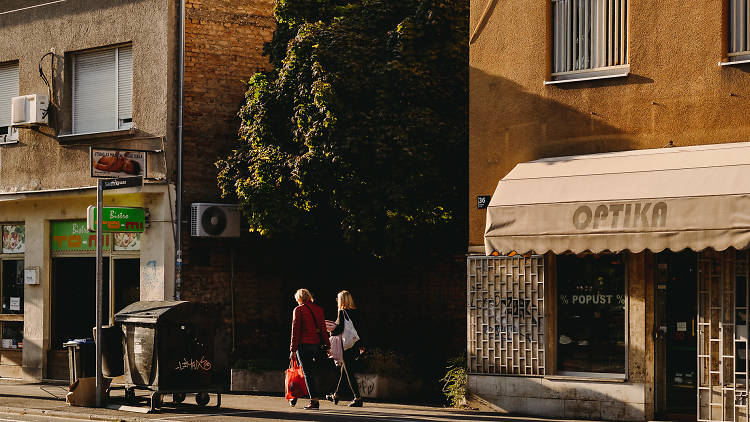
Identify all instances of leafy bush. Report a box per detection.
[440,355,467,408]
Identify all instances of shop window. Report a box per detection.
[557,253,625,375]
[1,224,24,350]
[2,260,23,315]
[1,321,22,349]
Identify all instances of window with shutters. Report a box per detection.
[0,62,18,144]
[729,0,750,63]
[548,0,629,84]
[72,45,132,134]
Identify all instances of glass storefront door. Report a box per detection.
[51,257,110,349]
[112,258,139,322]
[655,250,698,418]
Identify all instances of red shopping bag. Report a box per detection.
[285,357,308,400]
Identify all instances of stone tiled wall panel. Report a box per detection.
[472,374,646,420]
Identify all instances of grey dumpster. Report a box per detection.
[63,338,95,384]
[114,301,224,411]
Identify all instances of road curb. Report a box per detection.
[0,405,150,422]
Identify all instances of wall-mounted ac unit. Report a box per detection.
[191,203,241,238]
[11,94,48,127]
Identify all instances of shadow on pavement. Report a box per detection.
[151,406,520,422]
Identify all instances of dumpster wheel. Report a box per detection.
[196,392,210,406]
[150,392,162,411]
[172,393,186,403]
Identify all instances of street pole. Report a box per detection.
[95,179,103,408]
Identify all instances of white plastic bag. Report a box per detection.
[341,310,360,350]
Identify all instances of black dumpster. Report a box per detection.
[114,301,224,410]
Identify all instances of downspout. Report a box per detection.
[175,0,185,300]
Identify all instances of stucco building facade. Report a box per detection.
[0,0,273,382]
[470,0,750,420]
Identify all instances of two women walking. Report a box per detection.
[288,288,364,410]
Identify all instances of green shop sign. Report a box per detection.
[52,221,111,252]
[86,206,145,233]
[51,221,141,253]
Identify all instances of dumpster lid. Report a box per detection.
[114,300,190,324]
[63,338,94,347]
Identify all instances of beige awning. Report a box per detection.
[484,142,750,255]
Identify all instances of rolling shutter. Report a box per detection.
[73,48,116,133]
[0,63,19,130]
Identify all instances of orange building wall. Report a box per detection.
[469,0,750,250]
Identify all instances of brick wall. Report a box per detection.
[180,0,466,393]
[180,0,275,372]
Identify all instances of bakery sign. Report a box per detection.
[90,147,147,178]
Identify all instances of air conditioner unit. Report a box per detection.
[11,94,48,127]
[191,203,241,238]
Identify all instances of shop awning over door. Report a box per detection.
[484,142,750,255]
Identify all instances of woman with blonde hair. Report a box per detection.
[289,288,330,409]
[326,290,364,407]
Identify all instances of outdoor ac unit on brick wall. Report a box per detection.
[190,203,241,238]
[11,94,48,127]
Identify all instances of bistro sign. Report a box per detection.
[86,206,146,233]
[572,201,668,230]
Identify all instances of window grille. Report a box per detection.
[552,0,628,76]
[697,249,750,422]
[729,0,750,60]
[467,256,545,375]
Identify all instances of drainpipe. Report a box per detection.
[175,0,185,300]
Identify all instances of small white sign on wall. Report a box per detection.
[9,297,19,311]
[24,267,39,285]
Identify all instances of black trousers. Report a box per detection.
[334,348,361,399]
[296,343,322,399]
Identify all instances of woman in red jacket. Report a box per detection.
[289,288,330,410]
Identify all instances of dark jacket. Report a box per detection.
[290,301,330,353]
[330,308,363,347]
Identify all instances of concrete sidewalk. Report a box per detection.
[0,380,525,422]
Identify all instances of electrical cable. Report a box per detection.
[38,52,55,123]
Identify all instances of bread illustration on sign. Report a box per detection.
[94,152,141,175]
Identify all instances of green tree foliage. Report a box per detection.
[216,0,467,257]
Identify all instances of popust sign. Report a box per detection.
[87,206,146,233]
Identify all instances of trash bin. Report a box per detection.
[93,325,124,378]
[114,301,224,410]
[62,338,95,385]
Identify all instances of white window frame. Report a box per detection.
[546,0,630,85]
[71,45,132,135]
[0,62,19,144]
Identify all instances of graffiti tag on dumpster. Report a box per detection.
[175,356,212,371]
